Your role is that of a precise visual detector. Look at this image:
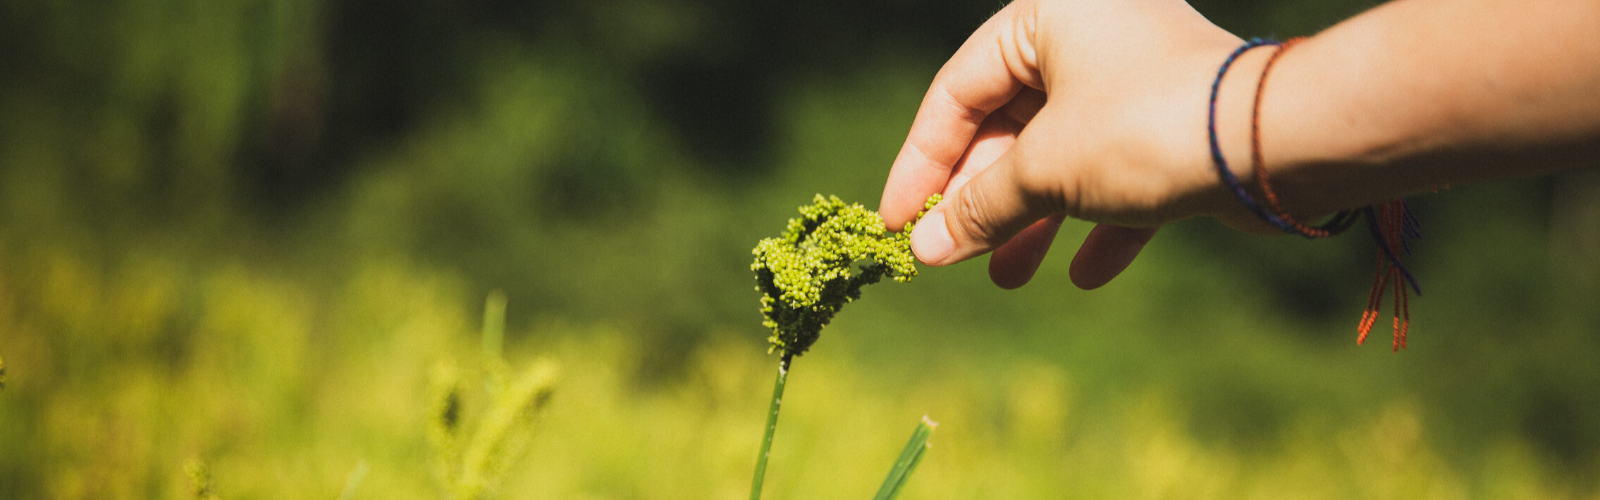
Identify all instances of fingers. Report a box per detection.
[988,214,1066,289]
[910,138,1056,266]
[880,2,1041,229]
[1069,224,1160,290]
[945,90,1041,194]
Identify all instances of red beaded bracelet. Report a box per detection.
[1229,37,1423,351]
[1250,37,1361,239]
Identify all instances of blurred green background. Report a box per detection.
[2,0,1599,498]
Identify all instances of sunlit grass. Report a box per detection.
[1,239,1597,499]
[873,416,935,500]
[1,5,1597,496]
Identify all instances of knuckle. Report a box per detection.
[951,184,1003,246]
[1010,145,1072,216]
[1061,170,1089,220]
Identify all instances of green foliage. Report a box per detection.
[751,194,940,356]
[748,195,941,500]
[428,295,560,500]
[1,0,1598,497]
[183,459,221,500]
[873,416,937,500]
[337,462,371,500]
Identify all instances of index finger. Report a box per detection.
[879,1,1043,229]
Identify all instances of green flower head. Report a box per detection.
[751,194,940,357]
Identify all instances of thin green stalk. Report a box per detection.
[337,461,370,500]
[749,353,793,500]
[482,290,506,361]
[482,290,508,393]
[873,416,937,500]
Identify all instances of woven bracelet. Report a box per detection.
[1212,37,1424,351]
[1207,37,1288,231]
[1250,37,1361,239]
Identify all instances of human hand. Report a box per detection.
[878,0,1259,290]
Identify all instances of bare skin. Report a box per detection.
[878,0,1600,290]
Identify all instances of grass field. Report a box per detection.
[2,0,1599,498]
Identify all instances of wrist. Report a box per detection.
[1198,36,1379,230]
[1180,41,1286,232]
[1252,35,1383,220]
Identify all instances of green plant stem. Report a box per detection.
[873,416,937,500]
[749,353,793,500]
[337,460,370,500]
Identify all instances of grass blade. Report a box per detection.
[873,416,937,500]
[337,460,370,500]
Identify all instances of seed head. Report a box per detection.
[751,194,940,356]
[184,458,221,500]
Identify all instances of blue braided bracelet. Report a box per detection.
[1207,37,1292,232]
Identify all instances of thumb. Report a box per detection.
[911,145,1060,267]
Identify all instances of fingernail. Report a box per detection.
[911,211,955,265]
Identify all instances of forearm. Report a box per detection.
[1216,0,1600,218]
